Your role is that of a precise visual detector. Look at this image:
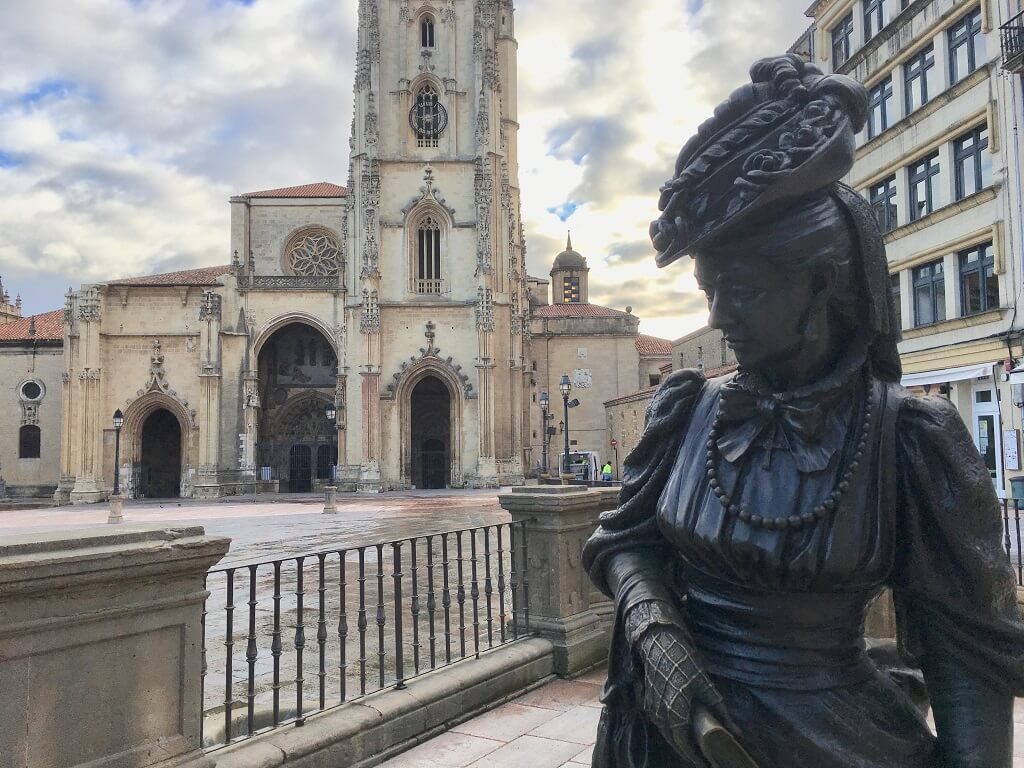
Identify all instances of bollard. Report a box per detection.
[323,485,338,514]
[107,493,125,524]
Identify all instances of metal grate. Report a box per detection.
[1002,498,1024,585]
[200,522,530,750]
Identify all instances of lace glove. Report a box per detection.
[626,603,731,767]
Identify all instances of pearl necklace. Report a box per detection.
[704,378,874,531]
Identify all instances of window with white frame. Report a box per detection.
[415,215,442,293]
[904,44,939,114]
[864,0,895,40]
[890,272,902,330]
[867,77,894,139]
[908,151,943,221]
[869,175,898,232]
[959,242,997,315]
[831,12,854,67]
[948,8,985,84]
[953,125,992,200]
[913,260,946,326]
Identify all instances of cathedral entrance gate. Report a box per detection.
[409,376,451,489]
[139,408,182,498]
[256,321,338,493]
[289,445,312,493]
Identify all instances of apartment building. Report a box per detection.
[802,0,1024,495]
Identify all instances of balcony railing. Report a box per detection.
[200,522,529,750]
[1002,498,1024,585]
[416,278,444,295]
[1001,10,1024,73]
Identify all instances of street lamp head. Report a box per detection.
[559,374,571,398]
[539,390,550,410]
[113,408,124,429]
[325,404,337,422]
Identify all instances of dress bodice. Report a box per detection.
[656,371,893,593]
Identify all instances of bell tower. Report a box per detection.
[346,0,527,488]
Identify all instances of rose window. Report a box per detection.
[286,230,343,277]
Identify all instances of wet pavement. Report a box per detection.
[0,489,510,566]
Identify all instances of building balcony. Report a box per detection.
[1002,10,1024,73]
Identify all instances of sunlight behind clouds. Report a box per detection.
[0,0,809,340]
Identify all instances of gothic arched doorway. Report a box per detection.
[256,322,338,492]
[139,408,182,498]
[410,376,450,489]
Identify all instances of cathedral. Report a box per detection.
[0,0,670,502]
[42,0,526,500]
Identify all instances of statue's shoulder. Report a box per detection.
[645,368,707,428]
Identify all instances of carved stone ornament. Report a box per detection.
[474,158,493,273]
[361,160,381,278]
[355,49,371,91]
[124,339,197,428]
[285,228,344,277]
[21,402,38,426]
[63,290,74,325]
[77,288,101,322]
[475,88,490,147]
[365,90,379,147]
[402,167,456,217]
[384,321,476,399]
[475,287,495,332]
[360,290,380,333]
[198,291,221,322]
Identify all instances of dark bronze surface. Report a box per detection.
[584,54,1024,768]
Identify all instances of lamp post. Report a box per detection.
[539,390,550,476]
[323,404,338,514]
[559,374,572,476]
[108,409,125,524]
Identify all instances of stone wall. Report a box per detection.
[0,344,63,498]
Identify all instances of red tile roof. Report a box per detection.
[0,309,63,342]
[635,334,672,356]
[108,265,233,287]
[531,302,629,319]
[237,182,348,199]
[704,363,738,378]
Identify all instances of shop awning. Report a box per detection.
[901,363,993,388]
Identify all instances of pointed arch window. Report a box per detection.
[416,215,443,293]
[410,85,447,148]
[421,15,435,48]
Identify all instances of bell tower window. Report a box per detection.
[562,276,580,303]
[411,85,447,148]
[416,215,443,293]
[421,15,435,48]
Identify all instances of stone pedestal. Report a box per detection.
[107,493,125,524]
[323,485,338,514]
[0,526,230,768]
[498,486,619,676]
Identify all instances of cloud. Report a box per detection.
[0,0,354,313]
[0,0,810,343]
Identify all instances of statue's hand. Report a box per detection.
[638,625,731,767]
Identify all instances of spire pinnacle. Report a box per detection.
[566,231,572,251]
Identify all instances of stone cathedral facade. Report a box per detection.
[47,0,528,501]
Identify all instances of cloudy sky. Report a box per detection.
[0,0,810,340]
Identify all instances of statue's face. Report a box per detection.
[694,249,816,372]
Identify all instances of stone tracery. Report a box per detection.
[284,228,344,277]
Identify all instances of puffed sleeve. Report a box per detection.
[583,368,705,597]
[891,393,1024,695]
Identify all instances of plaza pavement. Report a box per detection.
[375,671,1024,768]
[0,489,510,564]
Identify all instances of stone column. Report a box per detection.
[498,485,619,676]
[0,525,230,768]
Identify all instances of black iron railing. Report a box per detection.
[1001,10,1024,70]
[1002,498,1024,585]
[200,522,530,750]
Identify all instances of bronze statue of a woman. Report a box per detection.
[583,54,1024,768]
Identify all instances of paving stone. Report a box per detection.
[377,731,504,767]
[465,735,582,768]
[451,702,557,742]
[528,705,602,744]
[570,743,594,764]
[515,679,603,712]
